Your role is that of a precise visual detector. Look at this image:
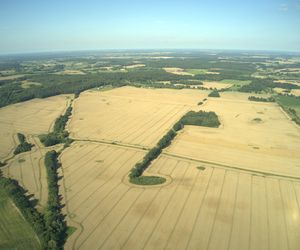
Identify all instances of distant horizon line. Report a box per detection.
[1,47,300,57]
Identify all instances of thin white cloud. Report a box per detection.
[279,3,288,11]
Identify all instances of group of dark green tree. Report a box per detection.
[43,150,67,249]
[239,79,300,93]
[248,96,275,102]
[39,106,73,147]
[14,133,34,155]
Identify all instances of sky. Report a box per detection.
[0,0,300,54]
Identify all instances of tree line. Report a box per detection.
[129,110,220,185]
[43,150,67,249]
[39,106,73,147]
[0,150,68,249]
[239,79,300,93]
[248,96,275,102]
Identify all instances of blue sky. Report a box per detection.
[0,0,300,53]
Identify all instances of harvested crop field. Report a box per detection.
[124,64,145,69]
[68,87,207,147]
[54,69,86,75]
[166,95,300,178]
[202,81,233,90]
[1,138,53,208]
[0,95,72,160]
[60,141,300,250]
[291,89,300,96]
[163,67,194,76]
[0,74,25,81]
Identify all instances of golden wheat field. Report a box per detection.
[166,94,300,178]
[68,87,207,148]
[0,95,71,160]
[58,88,300,250]
[60,141,300,250]
[0,95,71,208]
[1,87,300,250]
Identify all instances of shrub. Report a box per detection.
[130,176,166,185]
[248,96,275,102]
[180,111,220,128]
[208,90,220,97]
[14,133,34,155]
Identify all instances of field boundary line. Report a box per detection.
[264,178,271,250]
[72,138,150,151]
[226,172,240,250]
[162,152,300,181]
[248,175,253,250]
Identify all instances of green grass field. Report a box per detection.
[0,189,41,249]
[185,69,209,75]
[276,95,300,116]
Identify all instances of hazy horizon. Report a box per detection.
[1,0,300,54]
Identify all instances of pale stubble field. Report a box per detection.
[1,87,299,250]
[61,88,300,250]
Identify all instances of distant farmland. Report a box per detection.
[1,50,300,249]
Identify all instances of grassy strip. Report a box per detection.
[280,106,300,125]
[44,150,67,249]
[129,111,220,185]
[248,96,275,102]
[40,106,73,147]
[14,133,34,155]
[276,95,300,126]
[0,173,46,248]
